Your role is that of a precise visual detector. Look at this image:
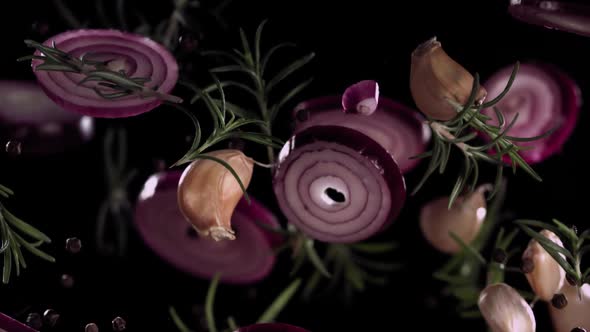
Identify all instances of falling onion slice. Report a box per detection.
[0,80,94,156]
[273,125,406,243]
[0,312,38,332]
[509,0,590,38]
[134,170,279,284]
[31,29,179,118]
[482,62,580,164]
[235,323,310,332]
[293,96,430,173]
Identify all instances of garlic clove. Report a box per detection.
[550,284,590,332]
[522,229,566,301]
[478,283,536,332]
[410,37,487,121]
[419,184,489,254]
[177,149,254,241]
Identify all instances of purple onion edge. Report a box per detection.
[293,95,430,173]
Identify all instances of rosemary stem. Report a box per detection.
[162,0,189,48]
[52,0,82,28]
[430,122,471,154]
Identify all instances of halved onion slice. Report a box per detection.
[0,80,93,156]
[31,29,179,118]
[482,62,580,164]
[293,96,430,173]
[509,0,590,38]
[0,312,38,332]
[235,323,310,332]
[273,125,406,243]
[134,171,279,284]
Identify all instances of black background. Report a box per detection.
[0,0,589,331]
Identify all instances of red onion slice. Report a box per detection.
[342,80,379,115]
[273,125,406,243]
[509,0,590,38]
[0,80,94,156]
[482,62,580,164]
[0,312,38,332]
[293,96,430,173]
[235,323,310,332]
[134,171,278,284]
[31,29,179,118]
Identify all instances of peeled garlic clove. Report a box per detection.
[410,37,487,121]
[419,184,489,254]
[522,229,566,301]
[341,80,379,115]
[550,284,590,332]
[478,283,536,332]
[177,149,254,241]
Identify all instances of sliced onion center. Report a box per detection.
[309,176,349,208]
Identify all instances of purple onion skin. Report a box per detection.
[509,0,590,38]
[482,62,580,165]
[0,81,94,157]
[0,312,38,332]
[134,171,280,284]
[341,80,379,115]
[293,95,430,173]
[273,125,406,243]
[235,323,310,332]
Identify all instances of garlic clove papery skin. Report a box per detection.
[522,229,566,302]
[550,284,590,332]
[410,37,487,121]
[419,184,489,254]
[177,149,254,241]
[478,283,536,332]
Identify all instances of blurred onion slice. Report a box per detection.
[482,62,580,164]
[509,0,590,38]
[0,81,94,157]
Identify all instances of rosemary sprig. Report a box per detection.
[18,40,183,103]
[175,78,283,166]
[196,20,315,163]
[297,240,400,301]
[515,218,590,298]
[96,127,137,257]
[412,63,553,208]
[170,273,301,332]
[0,185,54,284]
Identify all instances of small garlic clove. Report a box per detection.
[419,184,489,254]
[177,149,254,241]
[410,37,487,121]
[522,229,566,301]
[341,80,379,115]
[478,283,536,332]
[550,284,590,332]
